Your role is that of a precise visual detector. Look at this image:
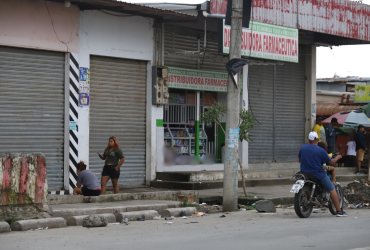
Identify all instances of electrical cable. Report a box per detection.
[245,1,261,125]
[44,0,79,56]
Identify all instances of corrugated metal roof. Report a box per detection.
[210,0,370,42]
[317,103,365,116]
[317,76,370,82]
[48,0,198,21]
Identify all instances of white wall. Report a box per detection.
[78,10,154,170]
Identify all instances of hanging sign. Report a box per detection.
[221,20,299,63]
[167,67,228,92]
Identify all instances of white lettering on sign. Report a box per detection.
[223,20,299,63]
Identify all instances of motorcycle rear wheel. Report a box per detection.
[294,185,313,218]
[329,184,344,215]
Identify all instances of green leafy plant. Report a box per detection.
[6,215,19,225]
[201,102,257,198]
[200,102,256,142]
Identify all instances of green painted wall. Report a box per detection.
[217,122,226,159]
[156,119,163,127]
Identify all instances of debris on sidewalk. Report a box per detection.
[153,216,161,220]
[197,205,223,214]
[28,227,48,231]
[343,179,370,208]
[164,222,173,225]
[83,215,108,227]
[220,215,226,218]
[255,200,276,213]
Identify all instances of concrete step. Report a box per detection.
[50,200,181,219]
[156,168,359,182]
[11,217,66,231]
[151,174,368,190]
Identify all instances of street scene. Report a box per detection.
[1,0,370,249]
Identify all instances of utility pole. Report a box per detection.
[223,0,244,212]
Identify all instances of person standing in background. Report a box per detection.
[98,136,125,194]
[313,117,327,146]
[355,125,368,174]
[326,118,339,154]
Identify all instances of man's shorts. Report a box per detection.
[82,187,101,196]
[319,176,335,192]
[101,165,120,179]
[357,149,365,161]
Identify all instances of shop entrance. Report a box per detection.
[163,89,218,163]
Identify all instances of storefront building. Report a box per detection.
[1,0,370,194]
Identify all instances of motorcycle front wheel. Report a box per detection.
[329,184,344,215]
[294,185,313,218]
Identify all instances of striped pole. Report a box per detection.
[68,52,79,193]
[195,91,200,157]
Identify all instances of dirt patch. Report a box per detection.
[343,179,370,208]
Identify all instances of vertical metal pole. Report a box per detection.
[223,0,243,212]
[196,91,200,157]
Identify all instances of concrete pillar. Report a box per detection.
[304,45,317,144]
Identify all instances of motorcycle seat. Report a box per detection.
[296,172,320,184]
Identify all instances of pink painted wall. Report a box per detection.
[0,154,47,206]
[211,0,370,42]
[0,0,79,53]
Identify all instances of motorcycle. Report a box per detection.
[290,145,344,218]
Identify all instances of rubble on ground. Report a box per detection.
[197,204,223,213]
[343,179,370,208]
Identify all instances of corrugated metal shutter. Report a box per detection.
[248,66,274,163]
[0,46,65,191]
[164,25,228,72]
[89,56,147,186]
[164,25,198,69]
[275,52,305,162]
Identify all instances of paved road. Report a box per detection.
[1,209,369,250]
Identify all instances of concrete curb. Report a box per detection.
[48,191,199,205]
[0,222,10,233]
[115,210,159,222]
[11,217,67,231]
[66,214,116,226]
[161,207,197,217]
[52,203,179,219]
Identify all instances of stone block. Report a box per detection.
[115,210,159,222]
[161,207,197,217]
[0,221,10,233]
[255,200,276,213]
[11,217,66,231]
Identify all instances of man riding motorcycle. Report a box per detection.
[298,132,347,217]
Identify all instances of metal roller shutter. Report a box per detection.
[0,46,65,191]
[275,52,306,162]
[89,56,147,186]
[164,25,228,72]
[248,66,274,163]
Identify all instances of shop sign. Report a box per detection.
[221,20,299,63]
[355,85,370,103]
[167,67,228,92]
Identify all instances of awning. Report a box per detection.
[47,0,198,22]
[317,103,365,117]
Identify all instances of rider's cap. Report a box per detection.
[308,132,319,141]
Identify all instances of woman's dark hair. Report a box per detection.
[76,161,87,171]
[318,142,327,152]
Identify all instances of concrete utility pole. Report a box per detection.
[223,0,244,212]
